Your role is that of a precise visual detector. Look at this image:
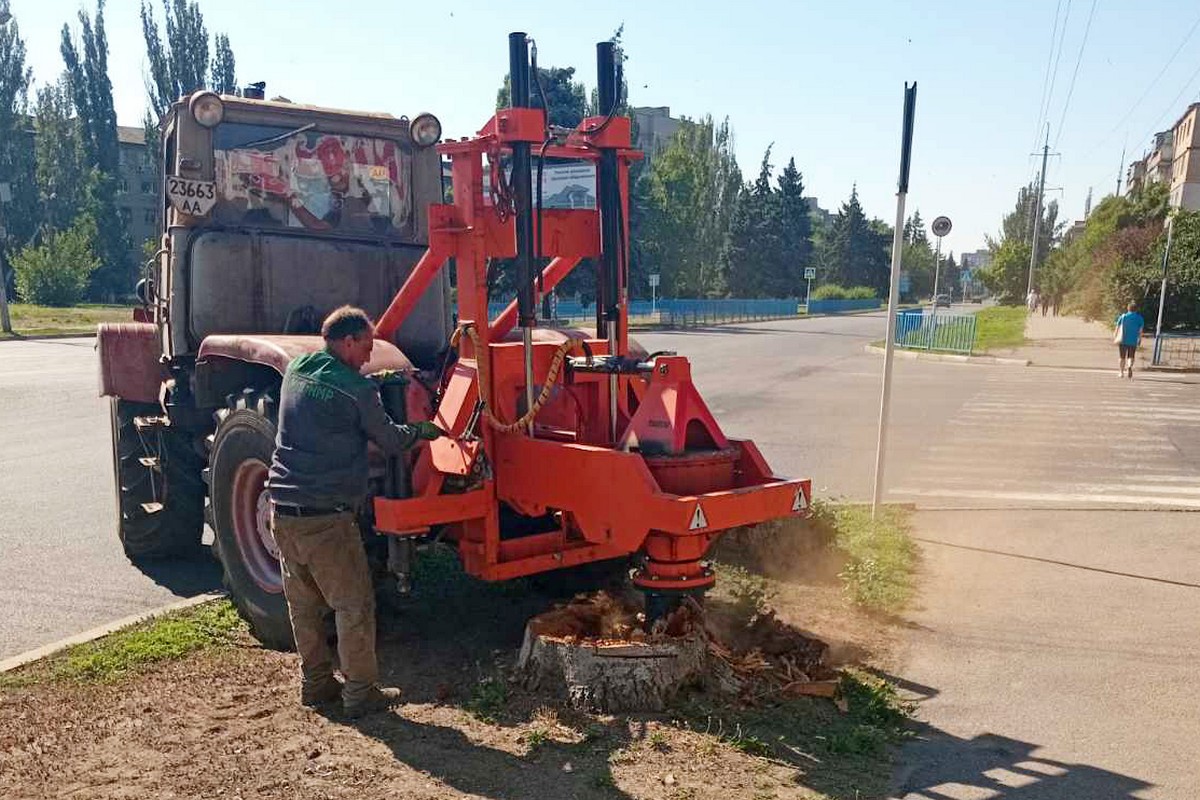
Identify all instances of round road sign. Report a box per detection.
[931,216,952,237]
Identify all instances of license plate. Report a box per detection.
[166,177,217,216]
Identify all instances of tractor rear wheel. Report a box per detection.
[208,391,294,650]
[110,398,205,561]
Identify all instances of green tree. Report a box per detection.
[979,238,1032,303]
[140,0,209,119]
[643,116,741,297]
[772,156,812,297]
[0,14,37,298]
[726,147,779,297]
[496,64,587,128]
[61,0,132,299]
[210,32,237,95]
[995,182,1062,257]
[903,209,928,245]
[12,214,100,306]
[819,187,891,293]
[33,80,86,231]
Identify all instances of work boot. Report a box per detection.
[343,683,403,719]
[300,675,343,708]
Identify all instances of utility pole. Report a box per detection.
[1027,126,1050,298]
[1115,144,1125,198]
[1154,214,1175,344]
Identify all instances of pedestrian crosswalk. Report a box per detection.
[890,369,1200,509]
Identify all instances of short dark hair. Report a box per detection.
[321,306,373,341]
[1127,301,1137,311]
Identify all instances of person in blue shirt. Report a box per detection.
[1115,302,1145,379]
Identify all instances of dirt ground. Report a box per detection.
[0,541,903,800]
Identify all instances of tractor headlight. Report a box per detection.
[409,113,441,147]
[189,91,225,128]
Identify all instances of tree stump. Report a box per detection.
[515,592,708,713]
[517,626,708,713]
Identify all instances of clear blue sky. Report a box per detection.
[10,0,1200,256]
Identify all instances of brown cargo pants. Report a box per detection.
[271,509,378,701]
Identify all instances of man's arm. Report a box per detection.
[356,385,424,455]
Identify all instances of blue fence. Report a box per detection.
[895,309,977,354]
[485,298,801,327]
[806,298,881,314]
[1152,332,1200,369]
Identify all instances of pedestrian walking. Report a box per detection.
[1114,301,1145,380]
[1040,294,1049,317]
[1027,290,1039,313]
[1052,293,1061,317]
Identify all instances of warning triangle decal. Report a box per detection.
[689,504,709,530]
[792,489,808,512]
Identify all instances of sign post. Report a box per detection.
[649,273,660,315]
[803,266,816,310]
[930,215,951,305]
[872,83,917,520]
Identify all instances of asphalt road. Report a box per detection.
[3,310,1198,660]
[0,337,220,660]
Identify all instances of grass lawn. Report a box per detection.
[1,302,133,338]
[972,305,1028,352]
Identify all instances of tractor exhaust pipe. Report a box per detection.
[509,32,538,427]
[596,40,622,440]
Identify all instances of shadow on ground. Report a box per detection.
[893,729,1153,799]
[129,544,224,596]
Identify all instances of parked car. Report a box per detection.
[934,294,952,308]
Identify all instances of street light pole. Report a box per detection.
[1027,126,1050,297]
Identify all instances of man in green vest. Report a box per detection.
[267,305,442,717]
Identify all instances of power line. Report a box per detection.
[1137,57,1200,147]
[1052,0,1099,149]
[1030,0,1066,152]
[1086,9,1200,154]
[1036,0,1073,152]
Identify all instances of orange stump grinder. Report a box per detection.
[371,33,811,617]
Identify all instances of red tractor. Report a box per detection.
[98,33,811,647]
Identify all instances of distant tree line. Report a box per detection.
[0,0,237,306]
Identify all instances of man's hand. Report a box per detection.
[415,421,445,441]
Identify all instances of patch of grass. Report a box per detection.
[0,600,244,688]
[466,676,510,722]
[811,501,916,614]
[2,302,133,338]
[973,305,1028,352]
[676,670,914,799]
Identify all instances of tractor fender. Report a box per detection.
[194,334,416,408]
[96,322,164,404]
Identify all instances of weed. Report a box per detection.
[713,563,776,619]
[812,501,915,613]
[1,600,244,688]
[725,727,773,758]
[648,729,671,752]
[523,727,550,748]
[466,677,509,722]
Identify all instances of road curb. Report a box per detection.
[863,344,1031,366]
[0,331,98,342]
[0,592,225,674]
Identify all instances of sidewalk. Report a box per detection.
[991,311,1123,370]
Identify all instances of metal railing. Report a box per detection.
[1152,332,1200,369]
[485,298,801,328]
[895,309,977,354]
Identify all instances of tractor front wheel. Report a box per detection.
[208,392,294,650]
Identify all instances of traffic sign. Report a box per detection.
[931,216,952,237]
[804,267,816,280]
[648,273,660,288]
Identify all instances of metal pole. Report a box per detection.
[508,32,538,429]
[1027,125,1049,298]
[0,250,12,334]
[932,235,942,305]
[805,276,812,311]
[872,82,917,519]
[1155,214,1174,342]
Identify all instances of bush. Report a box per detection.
[12,218,100,307]
[811,284,876,301]
[811,284,849,300]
